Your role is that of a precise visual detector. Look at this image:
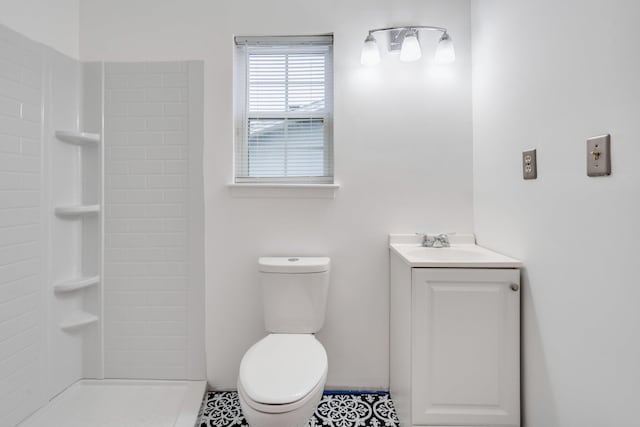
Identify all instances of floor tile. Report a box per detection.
[198,391,400,427]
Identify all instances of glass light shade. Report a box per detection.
[400,32,422,62]
[360,34,381,66]
[435,33,456,64]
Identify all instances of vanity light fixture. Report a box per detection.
[360,25,455,66]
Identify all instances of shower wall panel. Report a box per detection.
[0,25,47,426]
[103,62,204,380]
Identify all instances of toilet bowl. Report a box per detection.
[238,334,328,427]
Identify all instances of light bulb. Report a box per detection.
[360,34,381,66]
[435,32,455,64]
[400,31,421,62]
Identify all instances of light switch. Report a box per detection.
[522,149,537,180]
[587,134,611,177]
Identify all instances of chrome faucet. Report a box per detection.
[419,233,451,248]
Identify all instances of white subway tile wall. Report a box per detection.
[0,25,45,426]
[103,62,193,379]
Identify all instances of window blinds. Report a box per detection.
[235,36,334,183]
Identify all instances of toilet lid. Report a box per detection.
[258,257,330,274]
[239,334,328,405]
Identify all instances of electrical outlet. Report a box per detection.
[587,134,611,177]
[522,149,537,180]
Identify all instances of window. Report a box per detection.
[234,36,334,184]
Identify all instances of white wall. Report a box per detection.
[80,0,474,389]
[0,0,79,59]
[472,1,640,425]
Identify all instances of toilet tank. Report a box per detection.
[258,257,330,334]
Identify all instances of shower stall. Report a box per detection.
[0,24,206,426]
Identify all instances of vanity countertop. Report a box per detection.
[389,234,522,268]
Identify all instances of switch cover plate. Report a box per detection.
[587,134,611,177]
[523,149,537,180]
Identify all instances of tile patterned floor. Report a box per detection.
[197,391,400,427]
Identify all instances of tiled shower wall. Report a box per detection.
[0,26,46,426]
[103,62,204,380]
[0,23,205,425]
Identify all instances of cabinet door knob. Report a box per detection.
[510,283,520,292]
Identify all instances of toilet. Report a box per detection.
[237,257,330,427]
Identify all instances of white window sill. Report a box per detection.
[227,183,340,199]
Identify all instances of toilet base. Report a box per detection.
[237,379,324,427]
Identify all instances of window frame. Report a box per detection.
[234,35,334,185]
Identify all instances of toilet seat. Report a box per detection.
[239,334,328,407]
[238,371,326,414]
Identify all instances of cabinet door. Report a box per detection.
[412,268,520,426]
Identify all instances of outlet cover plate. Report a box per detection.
[587,134,611,177]
[523,149,537,180]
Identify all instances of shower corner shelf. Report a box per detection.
[60,312,99,332]
[55,204,100,217]
[54,275,100,293]
[55,130,101,145]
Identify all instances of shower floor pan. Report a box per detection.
[19,379,207,427]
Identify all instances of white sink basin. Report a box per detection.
[389,234,522,268]
[404,247,491,259]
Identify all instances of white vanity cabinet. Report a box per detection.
[389,235,522,427]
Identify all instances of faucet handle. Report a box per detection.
[416,232,435,247]
[433,232,454,247]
